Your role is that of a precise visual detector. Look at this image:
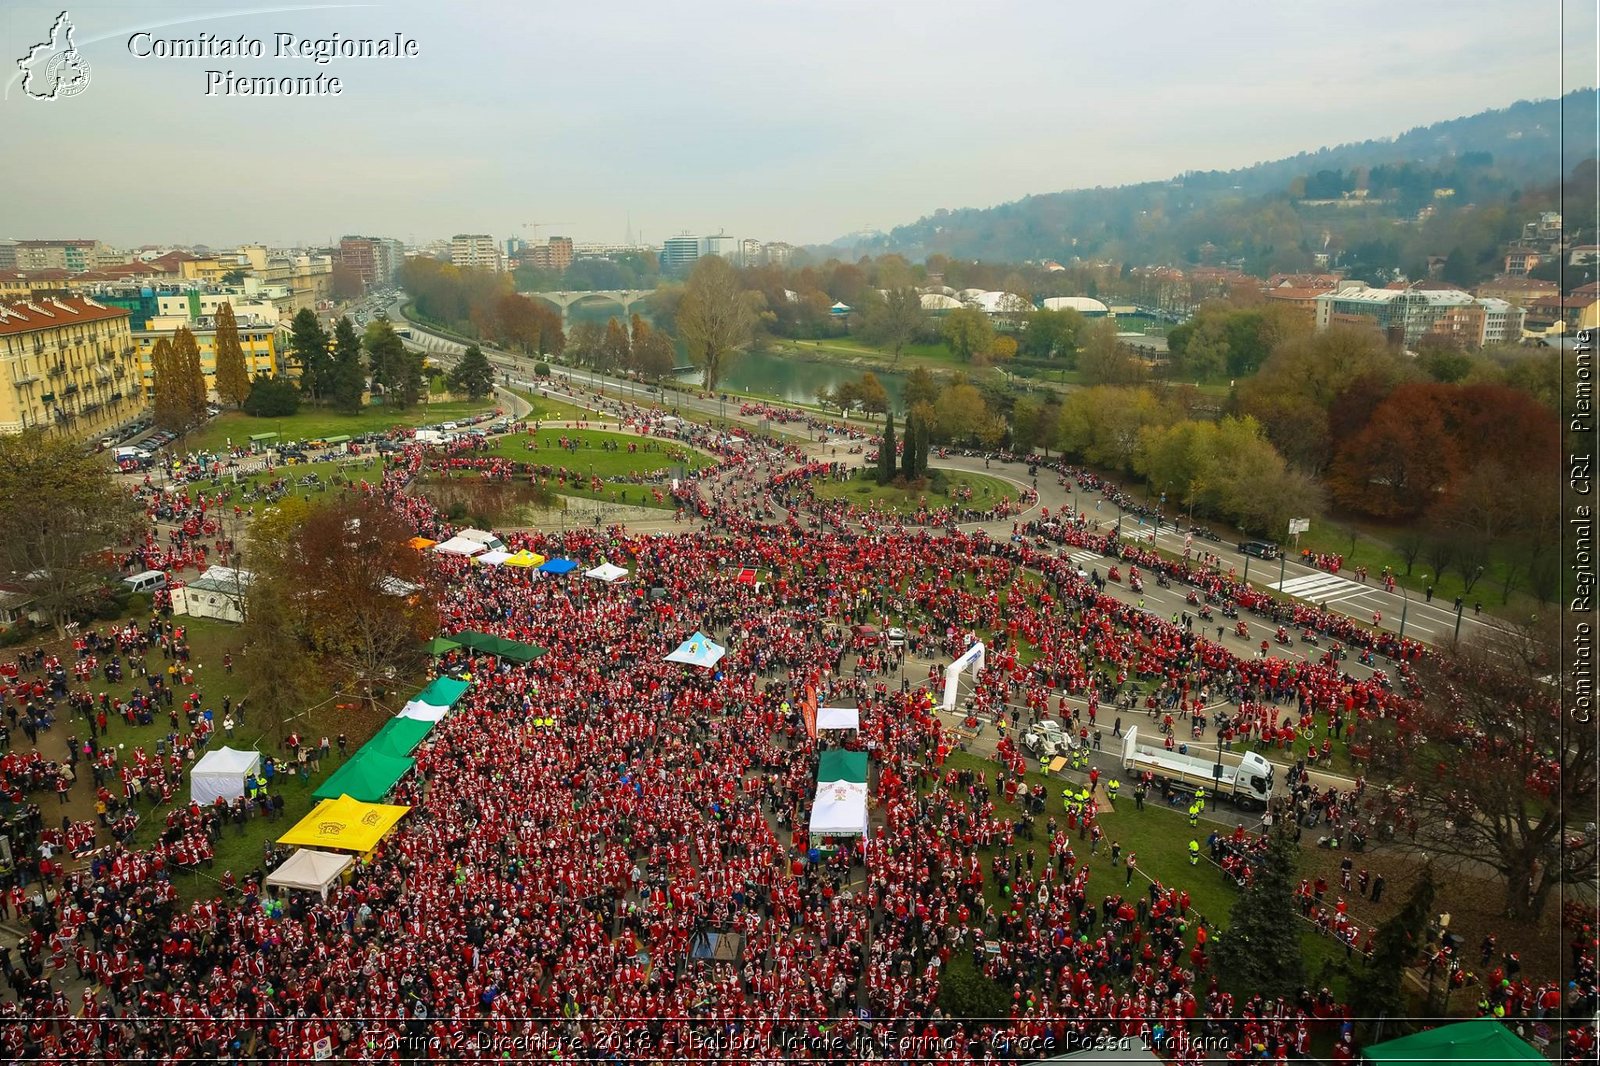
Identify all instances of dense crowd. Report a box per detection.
[0,397,1590,1063]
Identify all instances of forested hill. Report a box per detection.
[828,91,1596,281]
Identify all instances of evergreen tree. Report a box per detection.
[243,373,299,417]
[1213,829,1307,999]
[364,320,406,397]
[170,326,208,428]
[901,410,918,481]
[447,345,495,400]
[878,409,897,485]
[329,317,366,414]
[1348,865,1436,1030]
[393,351,426,410]
[212,302,253,409]
[288,308,331,401]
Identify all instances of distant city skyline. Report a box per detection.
[1,0,1593,251]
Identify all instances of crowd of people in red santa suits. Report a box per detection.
[0,404,1588,1063]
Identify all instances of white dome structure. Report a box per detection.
[919,293,965,311]
[1041,296,1110,315]
[969,291,1032,315]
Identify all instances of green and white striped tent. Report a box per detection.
[809,749,868,837]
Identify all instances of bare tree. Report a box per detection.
[676,256,755,393]
[1373,617,1596,921]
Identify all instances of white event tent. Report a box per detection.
[266,849,354,899]
[190,746,262,804]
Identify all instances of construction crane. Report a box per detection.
[521,222,569,242]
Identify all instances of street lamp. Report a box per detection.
[1453,567,1482,643]
[1399,574,1426,641]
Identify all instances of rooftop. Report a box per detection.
[0,295,130,336]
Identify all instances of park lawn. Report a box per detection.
[481,427,711,477]
[795,336,961,367]
[812,468,1020,514]
[180,401,498,454]
[936,748,1354,1001]
[199,456,390,501]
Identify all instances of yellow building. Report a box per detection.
[134,314,281,402]
[0,295,145,438]
[178,258,231,285]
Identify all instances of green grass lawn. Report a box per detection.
[481,427,711,477]
[936,749,1354,1001]
[812,468,1021,514]
[181,401,498,454]
[76,614,410,904]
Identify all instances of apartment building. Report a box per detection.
[0,295,144,438]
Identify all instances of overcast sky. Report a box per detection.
[1,0,1594,251]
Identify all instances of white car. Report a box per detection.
[886,626,906,648]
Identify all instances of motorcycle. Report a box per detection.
[1107,566,1122,584]
[1275,626,1292,646]
[1198,605,1213,621]
[1185,590,1200,606]
[1155,573,1170,589]
[1130,577,1144,593]
[1235,621,1250,639]
[1301,631,1320,647]
[1221,604,1239,619]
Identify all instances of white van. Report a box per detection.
[123,570,168,594]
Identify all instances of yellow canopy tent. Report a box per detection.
[504,550,546,568]
[408,537,437,550]
[277,794,411,853]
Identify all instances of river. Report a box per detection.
[676,348,908,407]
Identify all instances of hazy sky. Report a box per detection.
[2,0,1594,250]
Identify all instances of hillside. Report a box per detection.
[830,92,1597,281]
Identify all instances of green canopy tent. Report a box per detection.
[1361,1020,1543,1065]
[410,676,469,708]
[450,631,547,663]
[427,636,462,656]
[816,749,868,783]
[367,716,436,759]
[313,747,415,803]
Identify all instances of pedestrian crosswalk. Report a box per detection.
[1068,550,1101,568]
[1270,571,1370,602]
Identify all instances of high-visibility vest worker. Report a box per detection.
[1188,840,1200,865]
[1188,803,1200,827]
[1107,779,1120,799]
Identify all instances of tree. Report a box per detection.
[1375,618,1595,921]
[364,320,407,397]
[861,285,925,361]
[567,321,604,368]
[630,318,676,381]
[903,366,939,409]
[169,326,209,429]
[329,263,364,301]
[243,372,299,417]
[1018,307,1083,361]
[1347,866,1435,1030]
[0,431,142,636]
[212,302,252,409]
[448,345,495,400]
[933,380,989,444]
[677,255,755,393]
[903,404,933,481]
[1077,320,1145,385]
[878,409,897,485]
[288,308,332,401]
[329,316,366,414]
[941,307,993,362]
[1213,829,1306,999]
[987,335,1018,366]
[600,317,631,374]
[148,336,184,432]
[855,372,889,420]
[393,350,425,410]
[244,496,437,730]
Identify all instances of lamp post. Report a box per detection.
[1399,574,1425,641]
[1278,551,1287,592]
[1454,567,1481,643]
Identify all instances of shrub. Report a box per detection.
[534,362,551,378]
[243,374,300,417]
